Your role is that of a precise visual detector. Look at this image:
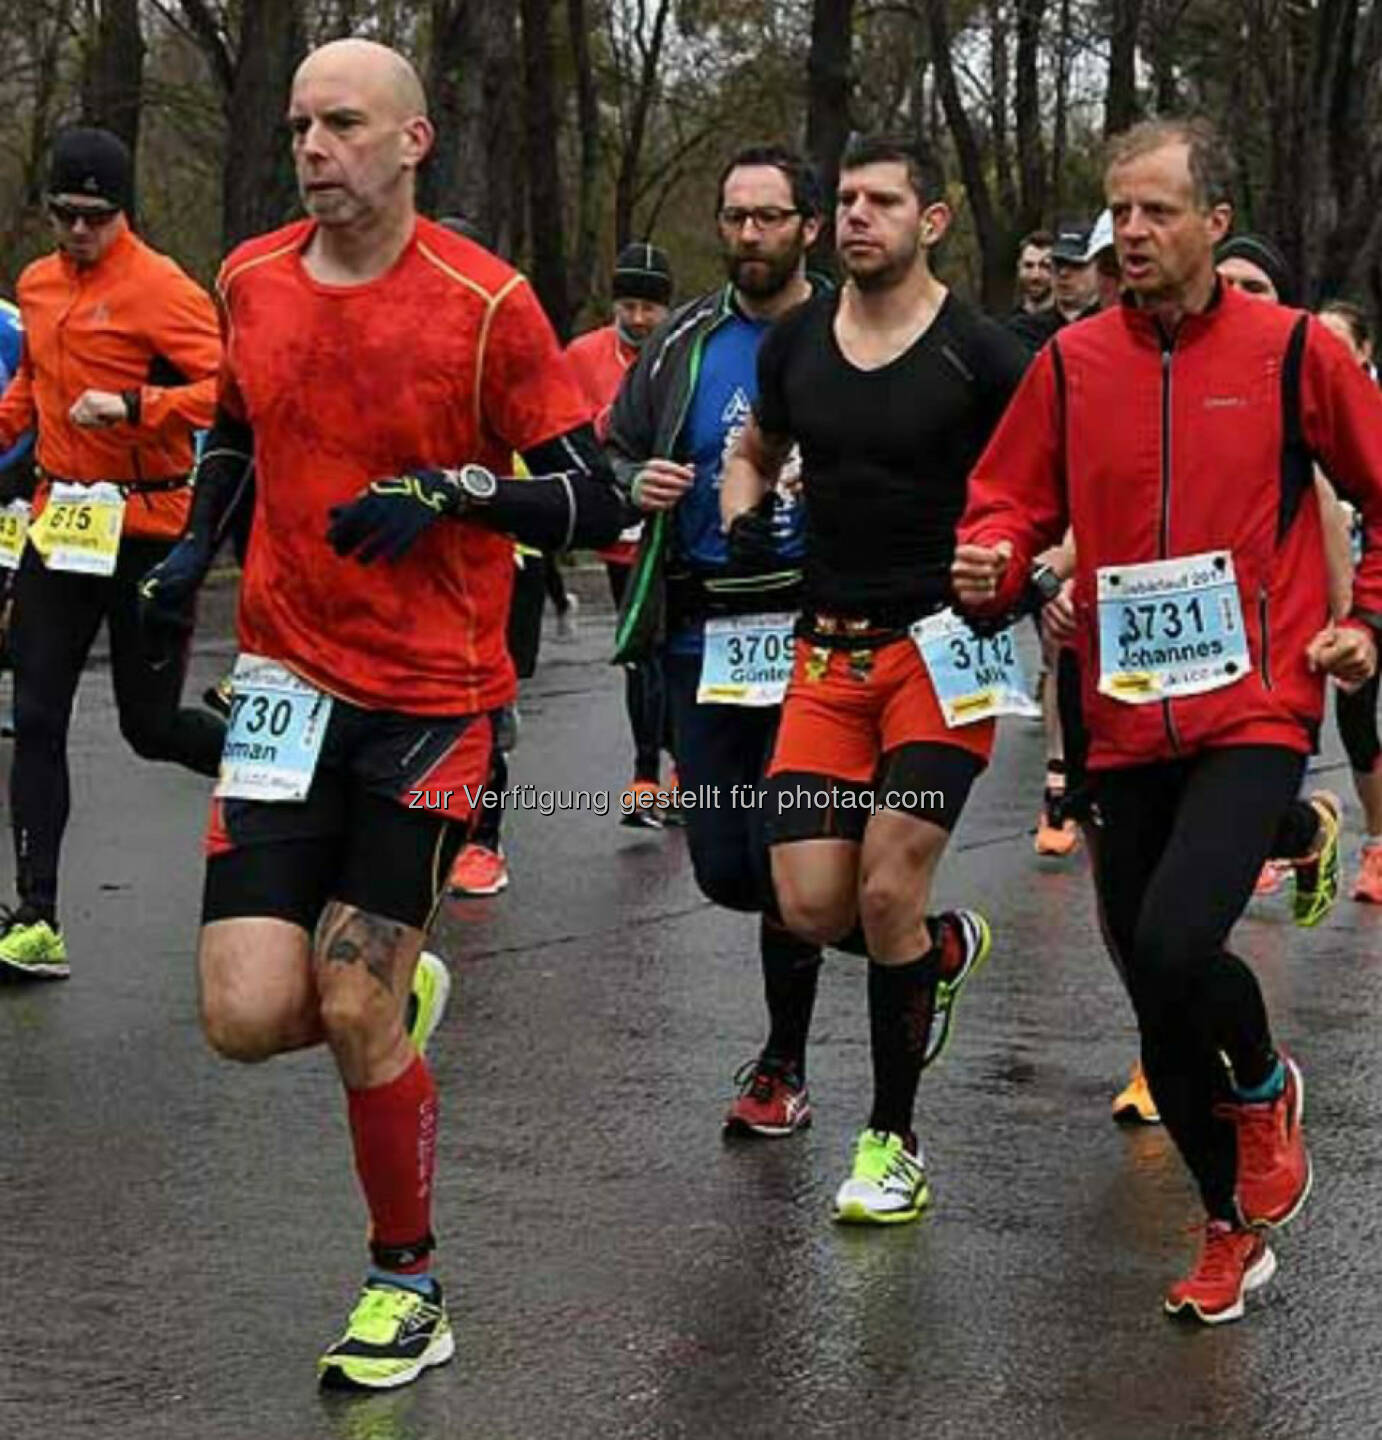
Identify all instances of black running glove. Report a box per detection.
[725,496,780,575]
[138,531,212,663]
[326,468,466,565]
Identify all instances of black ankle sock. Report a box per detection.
[761,917,821,1078]
[867,950,940,1136]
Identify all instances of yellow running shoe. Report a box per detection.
[1112,1060,1160,1125]
[0,907,68,979]
[833,1130,930,1224]
[318,1278,454,1390]
[405,951,451,1055]
[1292,791,1341,928]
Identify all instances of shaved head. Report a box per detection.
[294,38,428,123]
[288,36,434,251]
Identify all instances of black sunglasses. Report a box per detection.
[48,201,121,227]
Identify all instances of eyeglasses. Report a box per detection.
[48,201,121,228]
[717,206,800,230]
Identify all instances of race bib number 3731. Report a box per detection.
[1096,550,1249,704]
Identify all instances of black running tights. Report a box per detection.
[10,539,225,916]
[1089,746,1303,1218]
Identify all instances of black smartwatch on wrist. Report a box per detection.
[1028,562,1063,607]
[453,463,498,509]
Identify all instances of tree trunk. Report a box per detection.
[805,0,854,266]
[1050,0,1072,215]
[178,0,304,249]
[222,0,304,247]
[1014,0,1045,227]
[82,0,144,166]
[568,0,601,323]
[1145,0,1180,112]
[421,0,520,256]
[988,0,1018,222]
[923,0,1005,307]
[520,0,569,336]
[1104,0,1144,137]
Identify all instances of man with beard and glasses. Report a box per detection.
[607,144,826,1138]
[721,134,1028,1221]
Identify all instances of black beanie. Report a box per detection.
[612,242,672,304]
[1215,234,1294,306]
[49,128,132,211]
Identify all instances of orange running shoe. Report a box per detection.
[621,778,663,829]
[1352,845,1382,903]
[1218,1053,1311,1230]
[1254,861,1287,897]
[447,843,510,897]
[1164,1219,1276,1325]
[1034,809,1078,856]
[1111,1060,1160,1124]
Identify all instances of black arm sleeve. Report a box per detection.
[466,422,624,552]
[184,406,255,557]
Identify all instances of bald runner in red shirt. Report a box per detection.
[138,38,622,1391]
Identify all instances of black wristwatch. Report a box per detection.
[1028,562,1063,607]
[454,463,498,507]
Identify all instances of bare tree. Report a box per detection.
[805,0,854,264]
[159,0,305,248]
[1014,0,1045,226]
[1105,0,1144,136]
[81,0,144,164]
[567,0,601,320]
[987,0,1018,222]
[610,0,675,249]
[422,0,521,255]
[923,0,1006,306]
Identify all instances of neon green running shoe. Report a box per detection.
[318,1279,455,1390]
[0,908,68,979]
[1292,791,1341,929]
[833,1129,930,1225]
[405,950,451,1054]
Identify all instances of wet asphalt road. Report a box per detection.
[2,581,1381,1440]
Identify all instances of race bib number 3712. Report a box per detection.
[911,608,1039,726]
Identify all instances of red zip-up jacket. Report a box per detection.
[957,283,1382,770]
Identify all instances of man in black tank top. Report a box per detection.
[722,134,1027,1225]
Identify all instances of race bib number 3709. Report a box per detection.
[697,612,796,706]
[1096,550,1249,704]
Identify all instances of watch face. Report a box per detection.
[461,464,497,500]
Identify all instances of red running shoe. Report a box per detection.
[1220,1053,1312,1229]
[1164,1219,1276,1325]
[723,1058,811,1138]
